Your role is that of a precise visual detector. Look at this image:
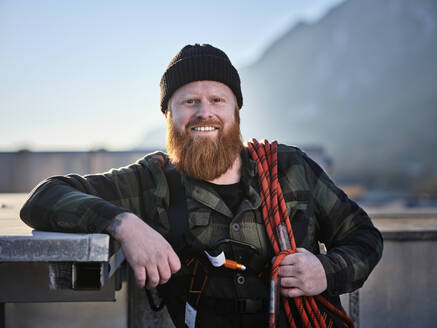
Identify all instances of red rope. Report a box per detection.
[247,139,354,328]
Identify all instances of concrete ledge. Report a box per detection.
[381,230,437,241]
[373,216,437,241]
[0,194,110,262]
[0,232,109,262]
[0,262,116,302]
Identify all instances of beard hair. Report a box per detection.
[166,109,243,181]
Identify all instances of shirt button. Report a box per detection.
[236,274,245,285]
[232,223,240,232]
[88,224,96,232]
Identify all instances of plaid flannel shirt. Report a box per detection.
[20,144,383,297]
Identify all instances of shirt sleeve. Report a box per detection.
[20,157,158,234]
[301,151,383,296]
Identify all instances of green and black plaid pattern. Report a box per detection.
[20,145,383,298]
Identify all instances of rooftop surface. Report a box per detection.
[2,193,437,237]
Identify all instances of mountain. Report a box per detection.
[239,0,437,191]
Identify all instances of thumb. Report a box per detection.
[296,247,310,254]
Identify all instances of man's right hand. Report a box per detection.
[107,212,181,289]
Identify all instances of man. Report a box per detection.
[20,44,383,327]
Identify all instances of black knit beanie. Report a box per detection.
[160,43,243,113]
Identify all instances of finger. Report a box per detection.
[145,266,160,289]
[281,287,305,298]
[133,265,146,288]
[280,276,301,288]
[279,253,299,266]
[157,261,172,285]
[168,251,181,274]
[278,264,299,277]
[296,247,310,254]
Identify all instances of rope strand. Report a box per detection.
[247,139,354,328]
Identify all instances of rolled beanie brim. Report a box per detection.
[160,51,243,113]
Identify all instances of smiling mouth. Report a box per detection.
[191,126,219,132]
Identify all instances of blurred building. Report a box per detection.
[0,150,156,193]
[335,178,367,200]
[0,148,330,193]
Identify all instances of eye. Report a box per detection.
[185,98,199,105]
[212,97,222,103]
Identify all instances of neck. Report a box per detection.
[207,154,242,185]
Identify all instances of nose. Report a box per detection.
[195,100,214,119]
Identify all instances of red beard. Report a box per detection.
[166,109,243,181]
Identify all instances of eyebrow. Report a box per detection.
[180,94,199,99]
[211,93,228,98]
[180,93,229,99]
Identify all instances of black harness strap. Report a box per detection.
[146,168,189,312]
[166,168,189,253]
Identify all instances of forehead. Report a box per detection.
[172,80,235,98]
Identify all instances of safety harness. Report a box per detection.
[153,140,355,327]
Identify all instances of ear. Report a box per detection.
[165,112,168,119]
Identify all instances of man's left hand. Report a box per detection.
[278,248,327,298]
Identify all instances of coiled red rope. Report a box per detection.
[247,139,354,328]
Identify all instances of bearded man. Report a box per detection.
[20,44,383,328]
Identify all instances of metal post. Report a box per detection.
[128,268,148,328]
[349,290,360,328]
[127,268,174,328]
[0,302,5,328]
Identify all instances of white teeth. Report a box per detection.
[194,126,216,132]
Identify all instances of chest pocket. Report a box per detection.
[284,200,311,248]
[188,210,213,248]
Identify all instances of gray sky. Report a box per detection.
[0,0,345,151]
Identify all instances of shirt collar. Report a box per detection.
[181,147,261,218]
